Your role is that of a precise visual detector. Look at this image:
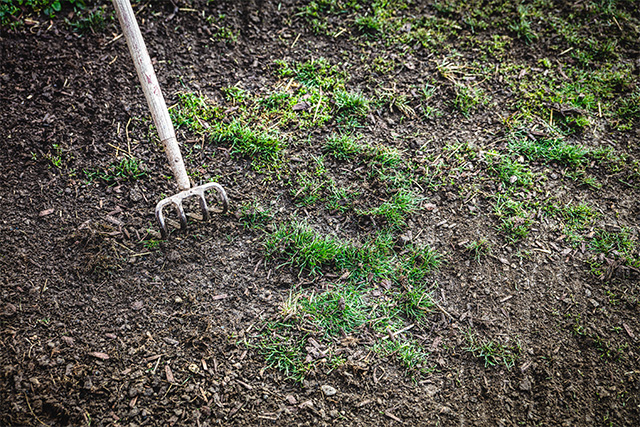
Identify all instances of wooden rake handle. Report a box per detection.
[112,0,190,191]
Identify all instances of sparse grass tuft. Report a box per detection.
[508,5,537,43]
[493,194,533,243]
[170,92,220,133]
[464,239,492,260]
[614,89,640,130]
[396,282,435,321]
[239,200,274,229]
[354,13,382,35]
[275,57,347,91]
[465,331,521,369]
[374,337,433,373]
[453,83,489,116]
[84,157,146,184]
[589,228,637,261]
[488,154,534,188]
[508,134,589,167]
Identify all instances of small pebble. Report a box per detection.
[321,385,337,396]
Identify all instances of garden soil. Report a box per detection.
[1,1,639,426]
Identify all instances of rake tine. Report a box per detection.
[201,182,229,214]
[197,190,210,221]
[155,199,170,239]
[174,200,188,230]
[154,183,229,239]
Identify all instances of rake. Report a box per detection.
[112,0,228,239]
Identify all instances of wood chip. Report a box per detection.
[236,379,253,390]
[165,365,175,383]
[499,295,513,303]
[357,399,372,407]
[384,411,403,423]
[211,294,228,300]
[88,352,109,360]
[39,208,54,217]
[623,322,635,339]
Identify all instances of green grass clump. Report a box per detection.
[614,89,640,131]
[362,190,422,227]
[406,244,442,272]
[264,221,340,275]
[264,221,441,281]
[67,6,109,34]
[589,228,637,259]
[221,86,249,104]
[508,4,537,43]
[374,337,432,373]
[464,239,492,260]
[354,13,382,35]
[210,120,284,163]
[275,58,347,92]
[298,284,369,335]
[323,133,367,160]
[396,282,436,321]
[170,92,221,133]
[334,89,371,118]
[257,322,310,382]
[545,202,595,229]
[507,135,589,167]
[239,200,274,229]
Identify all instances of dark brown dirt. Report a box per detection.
[1,1,639,426]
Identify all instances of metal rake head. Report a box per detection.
[155,182,228,239]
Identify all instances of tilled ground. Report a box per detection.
[1,1,639,426]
